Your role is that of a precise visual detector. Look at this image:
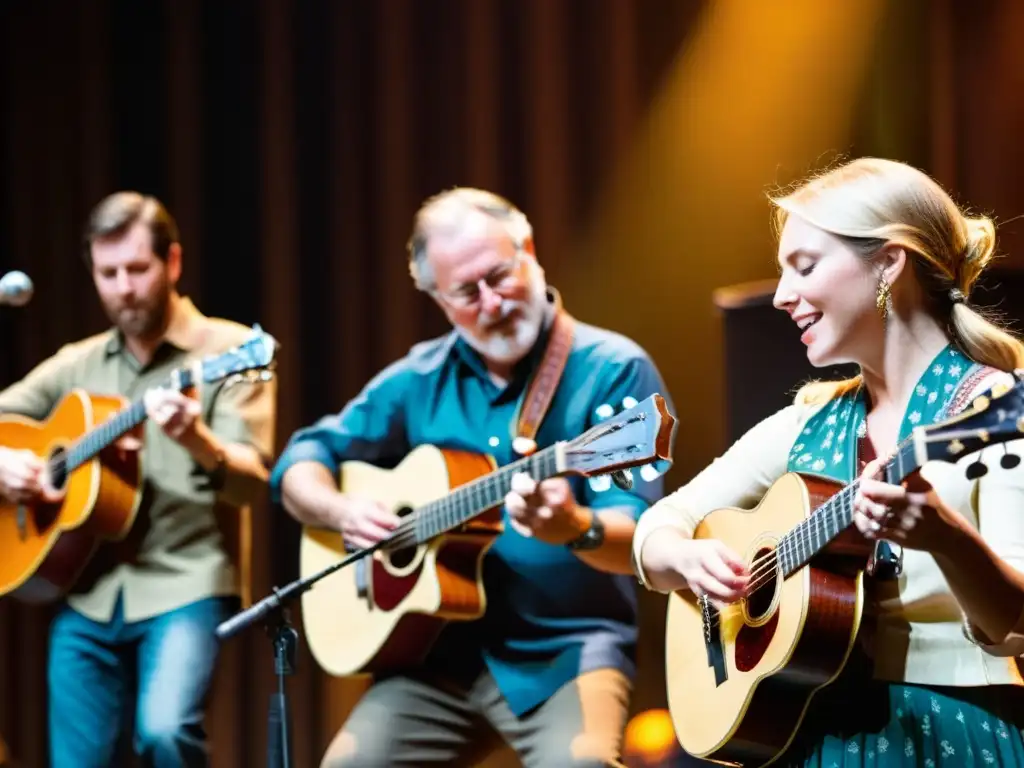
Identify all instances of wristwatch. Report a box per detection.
[566,509,605,551]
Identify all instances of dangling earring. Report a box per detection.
[876,278,892,322]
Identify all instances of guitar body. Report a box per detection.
[299,444,502,677]
[665,473,866,767]
[0,390,142,603]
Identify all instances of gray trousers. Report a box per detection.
[320,666,632,767]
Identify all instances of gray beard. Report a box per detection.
[455,277,548,366]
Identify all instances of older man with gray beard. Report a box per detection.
[272,187,672,768]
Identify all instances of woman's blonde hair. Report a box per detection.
[770,157,1024,403]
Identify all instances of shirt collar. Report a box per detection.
[104,295,207,356]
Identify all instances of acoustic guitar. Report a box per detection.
[664,373,1024,767]
[0,325,278,604]
[299,393,676,677]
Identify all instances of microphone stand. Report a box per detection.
[215,537,390,768]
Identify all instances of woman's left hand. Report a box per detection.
[853,458,966,554]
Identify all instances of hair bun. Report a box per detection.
[962,216,996,265]
[956,215,996,296]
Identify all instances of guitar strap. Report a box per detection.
[512,288,576,442]
[943,363,1003,419]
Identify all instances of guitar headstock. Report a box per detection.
[562,393,676,477]
[914,372,1024,473]
[195,324,279,387]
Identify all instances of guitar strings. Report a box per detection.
[381,447,557,547]
[719,394,1003,613]
[701,479,864,629]
[700,423,950,629]
[730,429,921,597]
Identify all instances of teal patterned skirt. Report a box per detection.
[776,672,1024,767]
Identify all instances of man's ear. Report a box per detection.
[166,242,183,284]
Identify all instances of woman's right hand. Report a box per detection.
[674,538,750,604]
[641,529,750,602]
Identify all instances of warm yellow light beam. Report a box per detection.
[570,0,886,476]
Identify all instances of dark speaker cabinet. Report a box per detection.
[714,269,1024,443]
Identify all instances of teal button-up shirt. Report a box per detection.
[270,298,671,715]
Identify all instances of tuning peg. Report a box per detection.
[611,469,633,490]
[1000,444,1021,470]
[965,460,988,480]
[991,381,1012,398]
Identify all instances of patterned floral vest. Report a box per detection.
[787,344,984,483]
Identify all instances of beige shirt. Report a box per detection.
[0,297,276,622]
[633,371,1024,688]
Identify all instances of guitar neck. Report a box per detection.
[64,366,197,472]
[411,445,562,544]
[777,438,919,576]
[64,398,148,472]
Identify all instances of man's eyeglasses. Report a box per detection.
[434,248,524,309]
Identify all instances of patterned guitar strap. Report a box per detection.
[513,288,575,444]
[871,361,1002,578]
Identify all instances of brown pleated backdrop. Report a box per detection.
[1,1,1022,765]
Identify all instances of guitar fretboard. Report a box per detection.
[408,446,561,544]
[776,438,918,576]
[59,368,196,473]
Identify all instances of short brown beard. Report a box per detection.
[105,280,172,341]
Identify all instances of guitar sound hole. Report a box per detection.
[746,546,779,622]
[385,505,417,570]
[47,446,69,492]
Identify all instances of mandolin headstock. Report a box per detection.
[914,371,1024,477]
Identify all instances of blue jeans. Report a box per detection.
[47,594,236,768]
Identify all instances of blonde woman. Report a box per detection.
[636,158,1024,765]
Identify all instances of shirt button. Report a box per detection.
[488,436,500,448]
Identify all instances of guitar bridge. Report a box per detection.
[16,505,27,540]
[354,557,371,606]
[699,594,728,687]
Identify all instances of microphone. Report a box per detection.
[0,271,33,307]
